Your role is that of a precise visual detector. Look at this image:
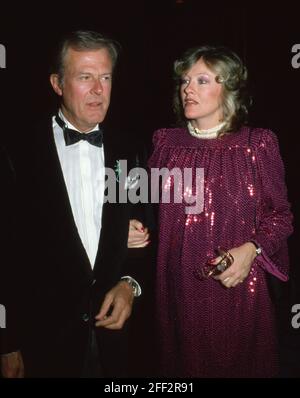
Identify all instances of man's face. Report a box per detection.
[51,47,113,132]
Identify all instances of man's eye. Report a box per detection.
[80,75,91,80]
[101,75,111,81]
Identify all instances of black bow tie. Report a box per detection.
[55,114,103,148]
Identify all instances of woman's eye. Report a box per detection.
[181,79,189,85]
[198,78,208,84]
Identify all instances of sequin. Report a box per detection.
[149,126,293,378]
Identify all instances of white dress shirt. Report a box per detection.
[52,111,141,296]
[53,110,105,268]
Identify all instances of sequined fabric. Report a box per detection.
[148,126,293,378]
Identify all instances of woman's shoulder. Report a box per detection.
[245,126,280,149]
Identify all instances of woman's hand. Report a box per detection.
[213,242,257,288]
[127,219,150,248]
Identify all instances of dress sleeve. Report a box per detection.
[252,130,293,281]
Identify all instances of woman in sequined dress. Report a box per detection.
[148,46,293,377]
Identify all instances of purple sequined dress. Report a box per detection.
[148,126,293,378]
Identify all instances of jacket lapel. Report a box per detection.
[93,131,116,269]
[36,117,93,276]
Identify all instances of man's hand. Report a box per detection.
[95,281,134,329]
[128,219,150,248]
[1,350,24,378]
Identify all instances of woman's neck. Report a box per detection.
[187,121,226,139]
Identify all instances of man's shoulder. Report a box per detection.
[103,123,142,160]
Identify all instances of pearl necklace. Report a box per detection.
[187,121,226,139]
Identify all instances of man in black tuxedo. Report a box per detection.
[15,30,146,377]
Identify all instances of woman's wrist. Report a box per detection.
[247,241,261,259]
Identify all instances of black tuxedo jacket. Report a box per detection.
[17,117,142,377]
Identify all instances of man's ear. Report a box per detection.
[50,74,63,96]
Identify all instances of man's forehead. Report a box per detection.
[65,47,112,65]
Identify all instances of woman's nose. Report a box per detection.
[184,82,194,94]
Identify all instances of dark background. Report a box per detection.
[1,0,299,376]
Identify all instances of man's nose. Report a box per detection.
[92,78,103,94]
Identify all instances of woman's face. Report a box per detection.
[180,58,223,130]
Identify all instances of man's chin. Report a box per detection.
[87,113,106,126]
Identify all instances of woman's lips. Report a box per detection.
[184,98,198,106]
